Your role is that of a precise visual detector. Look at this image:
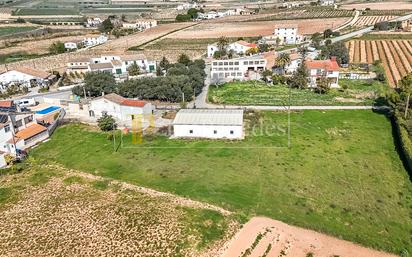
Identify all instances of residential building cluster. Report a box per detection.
[0,67,55,90]
[66,54,157,78]
[207,40,257,58]
[259,24,304,46]
[65,34,108,51]
[122,19,158,30]
[0,100,64,168]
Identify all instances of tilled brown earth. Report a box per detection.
[0,164,237,257]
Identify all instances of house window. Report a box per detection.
[189,130,193,134]
[24,115,33,124]
[15,120,22,128]
[213,130,217,134]
[4,125,10,133]
[230,130,234,135]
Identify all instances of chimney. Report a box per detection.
[102,92,105,96]
[331,56,337,62]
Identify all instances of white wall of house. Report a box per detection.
[309,69,340,88]
[173,124,243,139]
[90,98,122,120]
[21,130,49,150]
[274,27,301,45]
[123,23,138,29]
[207,44,219,57]
[64,42,78,50]
[0,154,7,168]
[83,35,108,47]
[211,57,267,82]
[89,99,152,122]
[119,104,153,121]
[0,70,38,85]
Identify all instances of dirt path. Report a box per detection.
[220,217,397,257]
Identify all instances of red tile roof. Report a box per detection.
[96,93,147,107]
[16,124,47,140]
[236,40,257,48]
[0,101,13,108]
[121,99,146,107]
[306,59,340,72]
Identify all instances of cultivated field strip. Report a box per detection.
[353,16,396,27]
[347,39,412,86]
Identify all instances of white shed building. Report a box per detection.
[173,109,244,139]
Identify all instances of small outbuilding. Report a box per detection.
[173,109,244,139]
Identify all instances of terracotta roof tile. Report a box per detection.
[16,124,47,140]
[0,101,13,108]
[121,99,146,107]
[306,59,340,71]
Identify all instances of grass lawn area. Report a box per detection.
[0,26,38,37]
[31,110,412,254]
[208,80,388,106]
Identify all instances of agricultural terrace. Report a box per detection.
[251,9,354,21]
[31,110,412,254]
[0,163,237,256]
[347,39,412,87]
[342,2,412,10]
[12,8,79,16]
[166,18,349,39]
[0,26,38,37]
[208,80,387,106]
[353,16,397,27]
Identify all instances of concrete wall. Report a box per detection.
[173,124,243,139]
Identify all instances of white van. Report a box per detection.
[14,99,36,107]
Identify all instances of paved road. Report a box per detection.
[331,12,412,43]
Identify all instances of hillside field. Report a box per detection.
[30,110,412,255]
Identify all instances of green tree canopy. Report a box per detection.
[72,72,116,97]
[97,113,117,131]
[99,18,114,33]
[49,41,65,54]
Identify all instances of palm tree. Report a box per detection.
[399,73,412,119]
[217,36,229,53]
[275,53,291,74]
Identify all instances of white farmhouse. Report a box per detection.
[0,67,52,87]
[320,0,335,6]
[207,40,257,58]
[173,109,244,139]
[136,19,157,30]
[86,17,102,27]
[306,57,340,88]
[272,24,303,45]
[211,55,267,82]
[83,35,108,47]
[122,22,138,29]
[89,93,153,124]
[67,54,157,76]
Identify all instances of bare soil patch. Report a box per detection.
[167,18,349,39]
[220,217,398,257]
[0,163,237,257]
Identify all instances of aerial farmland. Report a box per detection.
[1,0,412,257]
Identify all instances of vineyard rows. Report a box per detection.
[254,9,353,21]
[353,16,396,26]
[347,40,412,87]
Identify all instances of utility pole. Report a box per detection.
[83,87,87,99]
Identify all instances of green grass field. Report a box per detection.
[0,26,38,37]
[31,110,412,254]
[208,80,388,106]
[12,8,79,16]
